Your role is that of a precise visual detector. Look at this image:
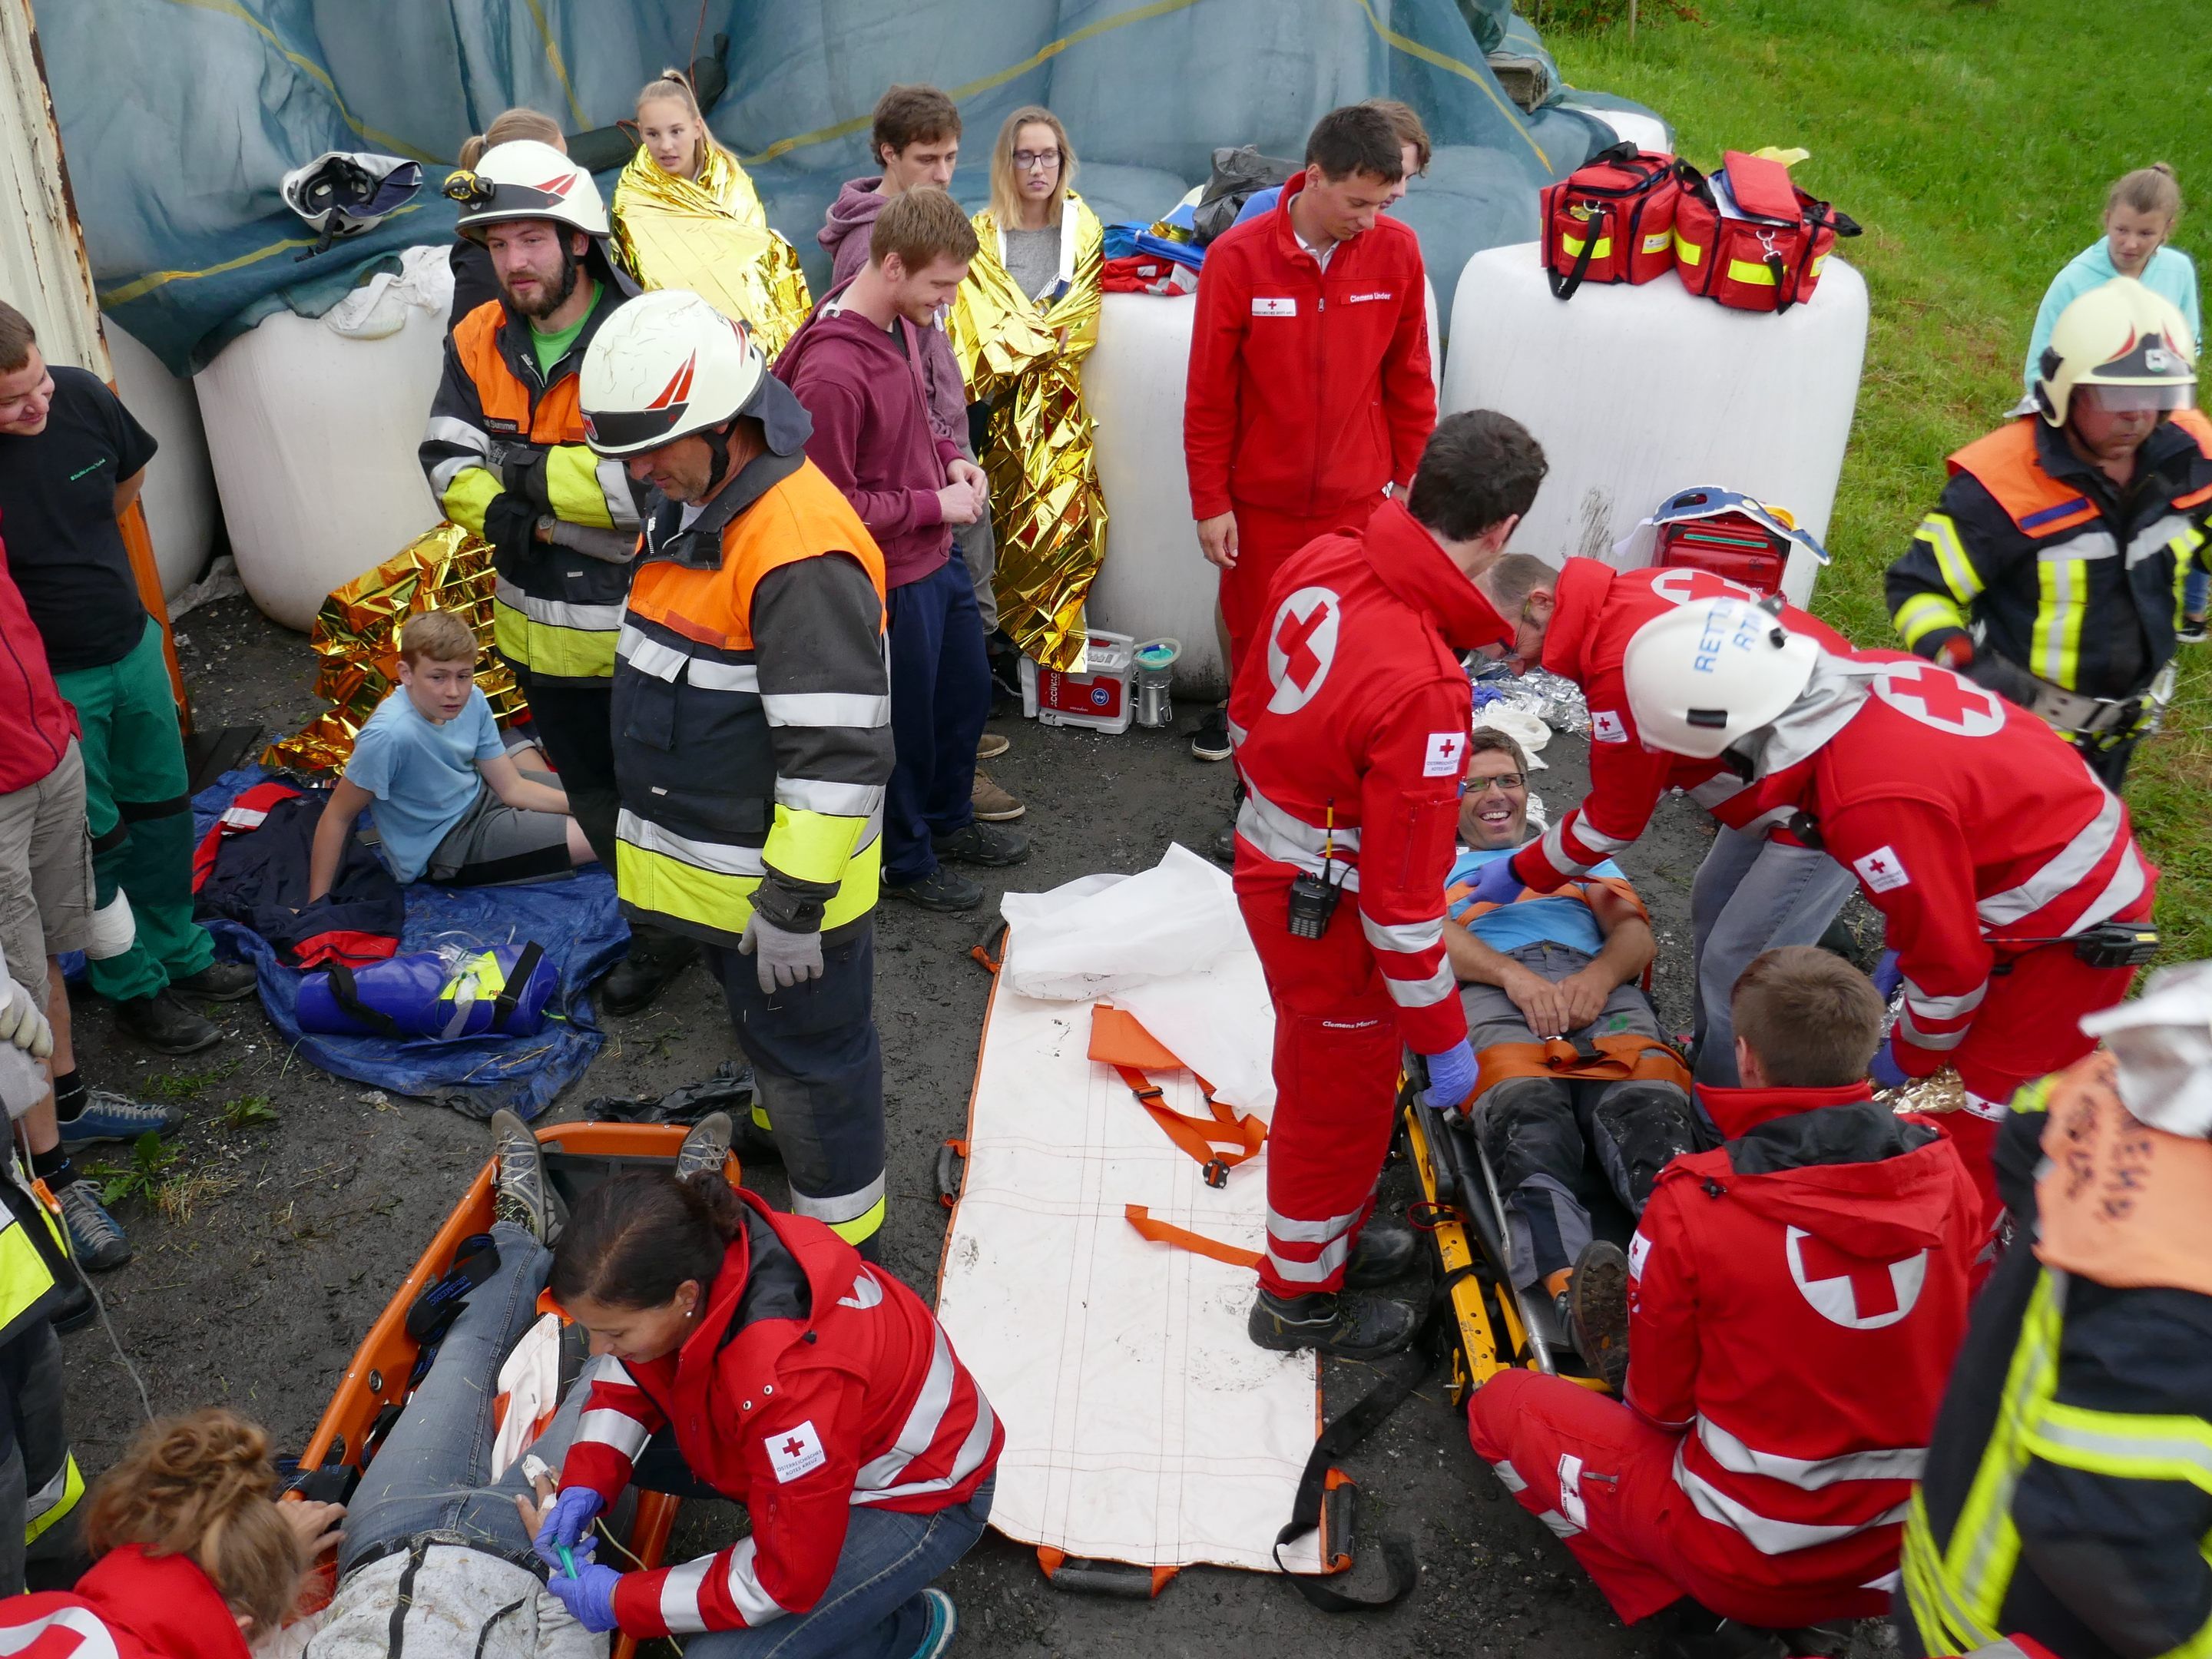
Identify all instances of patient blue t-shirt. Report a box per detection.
[345,686,505,882]
[1445,845,1624,957]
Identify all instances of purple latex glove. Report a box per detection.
[533,1486,604,1567]
[1869,1038,1909,1091]
[1462,854,1524,908]
[546,1558,621,1634]
[1871,949,1902,1003]
[1421,1038,1479,1111]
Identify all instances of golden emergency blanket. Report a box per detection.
[263,522,525,773]
[949,197,1107,671]
[610,144,812,362]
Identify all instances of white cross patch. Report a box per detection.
[1251,296,1296,317]
[1853,846,1912,893]
[1591,709,1628,743]
[1423,730,1468,777]
[765,1419,826,1483]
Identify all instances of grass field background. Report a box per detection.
[1552,0,2212,960]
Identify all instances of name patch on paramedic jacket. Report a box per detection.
[1251,296,1297,317]
[1424,730,1469,777]
[1591,709,1628,743]
[1853,846,1912,893]
[1343,290,1394,303]
[767,1420,827,1482]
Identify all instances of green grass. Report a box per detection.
[1551,0,2212,959]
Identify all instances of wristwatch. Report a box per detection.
[535,513,557,542]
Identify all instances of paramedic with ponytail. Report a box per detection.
[538,1167,998,1659]
[1231,409,1535,1360]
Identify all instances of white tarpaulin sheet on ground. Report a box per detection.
[935,846,1319,1575]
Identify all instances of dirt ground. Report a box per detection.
[58,594,1875,1659]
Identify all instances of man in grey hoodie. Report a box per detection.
[820,85,1021,809]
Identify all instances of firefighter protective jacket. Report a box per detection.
[1901,1054,2212,1659]
[613,422,890,946]
[560,1193,1001,1637]
[421,280,646,683]
[1508,559,1849,892]
[1886,409,2212,707]
[1631,1080,1979,1610]
[1227,499,1512,1054]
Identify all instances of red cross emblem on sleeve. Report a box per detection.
[1649,568,1760,607]
[1872,664,2005,736]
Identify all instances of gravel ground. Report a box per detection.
[58,594,1881,1659]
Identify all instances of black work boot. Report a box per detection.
[114,989,220,1055]
[171,960,259,1002]
[1563,1240,1631,1392]
[598,932,700,1018]
[1342,1222,1421,1289]
[1247,1287,1419,1359]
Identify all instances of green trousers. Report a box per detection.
[51,618,212,1002]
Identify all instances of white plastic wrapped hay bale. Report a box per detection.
[105,322,218,599]
[1440,241,1867,606]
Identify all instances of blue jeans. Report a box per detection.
[884,558,990,883]
[338,1223,585,1575]
[2187,565,2209,620]
[1688,829,1859,1089]
[683,1478,994,1659]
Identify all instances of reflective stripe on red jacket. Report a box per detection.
[1227,500,1512,1053]
[1512,561,1848,891]
[0,1545,253,1659]
[1628,1081,1978,1598]
[560,1194,999,1637]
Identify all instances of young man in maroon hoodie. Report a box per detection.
[819,85,1020,804]
[777,189,1028,912]
[1468,947,1979,1646]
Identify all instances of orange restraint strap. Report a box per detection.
[1123,1204,1262,1270]
[1088,1005,1266,1184]
[1447,871,1649,926]
[1472,1031,1692,1101]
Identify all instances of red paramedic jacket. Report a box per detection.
[1183,173,1435,522]
[1228,500,1513,1053]
[1761,654,2154,1074]
[0,539,75,797]
[1628,1080,1979,1614]
[0,1545,253,1659]
[1511,560,1849,892]
[560,1192,1000,1638]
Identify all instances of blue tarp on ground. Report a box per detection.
[43,0,1631,373]
[192,767,625,1120]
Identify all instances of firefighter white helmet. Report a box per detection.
[444,138,609,242]
[2035,275,2197,426]
[1621,595,1822,760]
[579,290,765,455]
[2080,960,2212,1138]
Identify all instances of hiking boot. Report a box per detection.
[976,730,1010,761]
[58,1090,187,1154]
[674,1111,734,1184]
[57,1182,131,1273]
[1190,706,1233,763]
[114,990,220,1056]
[1211,815,1238,866]
[933,821,1030,866]
[885,867,984,912]
[598,933,700,1018]
[490,1108,563,1244]
[169,960,259,1002]
[1247,1287,1419,1359]
[908,1588,958,1659]
[971,772,1025,823]
[1561,1240,1631,1392]
[1343,1222,1422,1289]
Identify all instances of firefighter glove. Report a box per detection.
[739,910,823,995]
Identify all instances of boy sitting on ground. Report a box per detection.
[1467,947,1979,1648]
[1441,728,1702,1378]
[307,611,593,901]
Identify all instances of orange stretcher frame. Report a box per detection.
[295,1121,739,1659]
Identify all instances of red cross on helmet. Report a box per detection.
[1621,594,1823,760]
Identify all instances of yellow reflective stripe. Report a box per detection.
[1725,257,1780,286]
[0,1214,53,1333]
[1902,1493,1991,1656]
[1674,231,1704,267]
[824,1195,886,1246]
[1560,233,1614,260]
[545,446,617,531]
[1946,1272,2066,1630]
[491,597,618,679]
[618,832,879,938]
[2009,1073,2058,1118]
[1894,591,1967,649]
[2025,1402,2212,1492]
[763,805,868,888]
[1641,230,1672,254]
[1916,513,1983,604]
[23,1455,81,1545]
[2035,558,2088,688]
[442,466,502,538]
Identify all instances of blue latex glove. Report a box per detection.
[1869,1038,1909,1091]
[1462,854,1525,908]
[547,1558,621,1634]
[533,1487,604,1568]
[1871,949,1902,1003]
[1421,1038,1479,1111]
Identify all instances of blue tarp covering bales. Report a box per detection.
[42,0,1635,373]
[190,769,627,1120]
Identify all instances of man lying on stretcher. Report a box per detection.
[1442,727,1704,1382]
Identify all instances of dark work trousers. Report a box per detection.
[0,1322,74,1595]
[883,558,990,886]
[704,924,886,1258]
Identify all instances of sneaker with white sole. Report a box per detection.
[58,1091,187,1154]
[908,1588,957,1659]
[58,1181,131,1273]
[490,1108,563,1243]
[675,1111,734,1184]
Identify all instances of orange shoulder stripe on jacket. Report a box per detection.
[1945,419,2099,539]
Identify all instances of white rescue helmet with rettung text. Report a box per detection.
[1621,595,1821,760]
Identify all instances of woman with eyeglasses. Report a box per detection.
[945,107,1108,674]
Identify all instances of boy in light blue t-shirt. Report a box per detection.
[305,611,593,900]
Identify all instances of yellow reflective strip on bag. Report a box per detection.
[442,467,502,538]
[1674,230,1704,267]
[1724,257,1780,286]
[545,447,618,530]
[1560,232,1613,260]
[1894,591,1967,648]
[439,951,508,1006]
[1641,229,1672,254]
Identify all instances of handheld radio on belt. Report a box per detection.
[1286,800,1347,940]
[2000,919,2164,970]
